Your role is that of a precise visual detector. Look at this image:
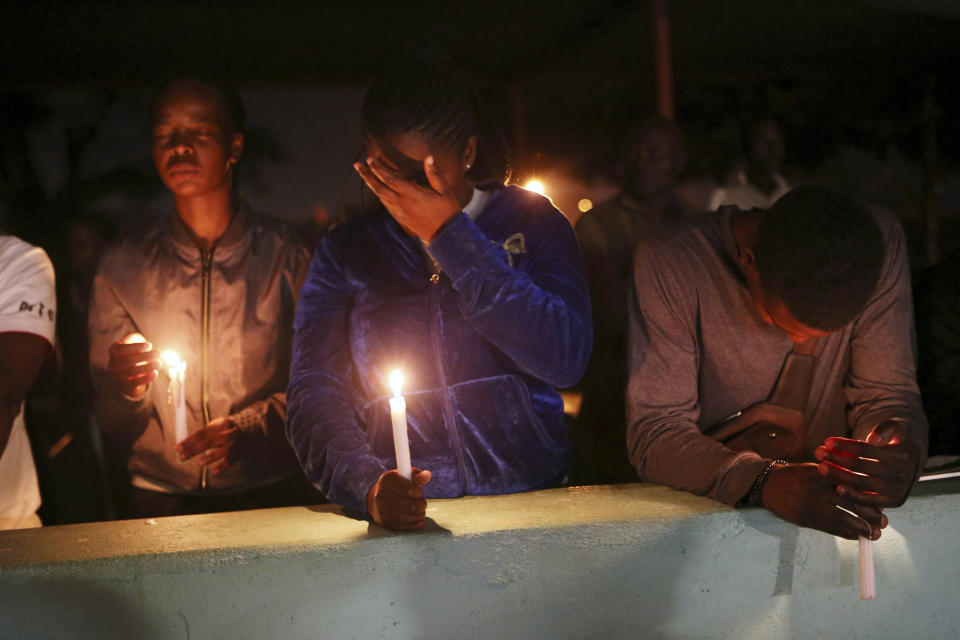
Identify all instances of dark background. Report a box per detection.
[3,0,960,249]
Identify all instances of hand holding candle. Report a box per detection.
[107,332,160,398]
[364,368,432,530]
[815,421,919,601]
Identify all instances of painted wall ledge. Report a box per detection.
[1,480,958,639]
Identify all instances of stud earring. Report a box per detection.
[465,163,472,170]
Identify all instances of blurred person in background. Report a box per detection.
[709,117,791,211]
[915,248,960,458]
[573,117,686,484]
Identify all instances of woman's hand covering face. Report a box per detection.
[355,153,462,242]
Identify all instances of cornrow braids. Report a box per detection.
[361,47,510,185]
[362,49,473,149]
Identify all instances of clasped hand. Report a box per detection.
[762,421,920,540]
[354,155,461,242]
[814,420,920,508]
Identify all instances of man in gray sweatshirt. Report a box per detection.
[627,185,926,540]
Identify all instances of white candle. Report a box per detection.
[162,351,188,446]
[389,369,411,480]
[859,536,876,600]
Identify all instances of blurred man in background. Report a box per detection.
[709,118,790,211]
[573,117,686,484]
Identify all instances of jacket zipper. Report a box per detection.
[199,249,213,490]
[428,267,468,495]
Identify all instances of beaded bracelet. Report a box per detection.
[747,459,787,506]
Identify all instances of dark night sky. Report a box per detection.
[3,1,960,252]
[3,1,959,160]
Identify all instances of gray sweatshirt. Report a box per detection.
[626,206,928,505]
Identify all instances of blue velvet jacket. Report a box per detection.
[287,185,592,513]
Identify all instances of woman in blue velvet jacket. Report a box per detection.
[287,52,592,530]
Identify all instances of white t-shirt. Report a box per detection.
[0,235,56,530]
[708,171,791,212]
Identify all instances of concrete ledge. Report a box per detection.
[1,481,958,639]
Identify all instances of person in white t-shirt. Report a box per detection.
[0,235,56,530]
[708,118,791,211]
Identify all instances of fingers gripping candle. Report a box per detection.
[162,351,188,446]
[389,370,412,480]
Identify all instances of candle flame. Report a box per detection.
[160,351,185,370]
[390,369,404,398]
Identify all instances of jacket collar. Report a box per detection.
[166,204,251,255]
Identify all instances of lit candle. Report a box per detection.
[857,425,896,601]
[859,535,876,600]
[389,369,411,480]
[162,351,188,446]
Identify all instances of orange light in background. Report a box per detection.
[578,198,593,213]
[523,180,545,196]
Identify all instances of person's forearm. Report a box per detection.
[427,214,592,388]
[229,393,286,438]
[92,372,154,439]
[0,396,20,456]
[286,374,388,513]
[628,417,769,505]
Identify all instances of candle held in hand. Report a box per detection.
[859,535,876,600]
[162,351,188,446]
[389,369,412,480]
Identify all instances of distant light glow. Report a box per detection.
[578,198,593,213]
[390,369,404,398]
[524,180,545,196]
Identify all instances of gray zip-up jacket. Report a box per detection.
[89,208,310,494]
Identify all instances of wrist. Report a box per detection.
[120,383,149,402]
[425,208,463,244]
[366,483,378,518]
[747,459,787,506]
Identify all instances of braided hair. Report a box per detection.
[361,48,510,185]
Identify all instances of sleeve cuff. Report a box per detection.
[230,406,264,435]
[338,457,391,515]
[119,384,151,408]
[426,213,501,281]
[715,452,770,506]
[0,318,56,346]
